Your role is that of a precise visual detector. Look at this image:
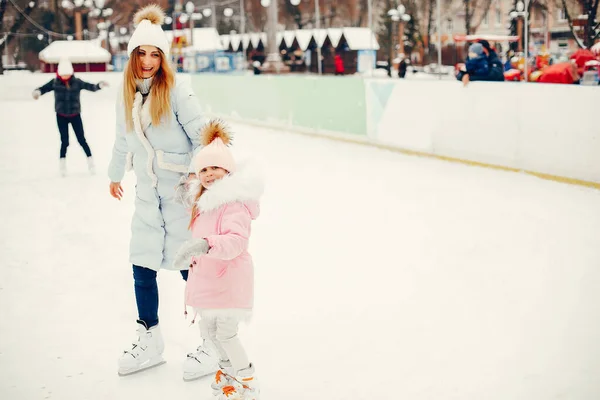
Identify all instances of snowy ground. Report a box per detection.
[1,71,599,400]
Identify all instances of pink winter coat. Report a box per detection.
[184,162,264,310]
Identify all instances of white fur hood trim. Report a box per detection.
[132,92,158,187]
[195,159,265,214]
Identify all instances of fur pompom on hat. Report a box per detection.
[127,4,170,57]
[192,119,236,174]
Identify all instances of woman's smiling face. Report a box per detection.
[137,45,161,78]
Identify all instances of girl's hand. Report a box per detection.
[109,182,124,200]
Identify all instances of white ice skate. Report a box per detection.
[86,157,95,175]
[211,360,234,395]
[59,159,67,177]
[182,339,219,382]
[118,320,165,376]
[216,363,260,400]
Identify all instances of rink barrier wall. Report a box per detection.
[365,79,599,188]
[189,73,367,136]
[189,74,600,189]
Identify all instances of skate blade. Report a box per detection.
[118,359,166,376]
[182,369,217,382]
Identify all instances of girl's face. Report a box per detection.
[137,45,161,78]
[59,74,72,80]
[199,166,228,188]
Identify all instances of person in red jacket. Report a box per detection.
[334,53,345,75]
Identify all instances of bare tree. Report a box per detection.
[0,0,37,75]
[464,0,493,34]
[558,0,599,47]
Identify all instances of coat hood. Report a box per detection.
[192,159,264,217]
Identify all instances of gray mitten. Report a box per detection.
[32,90,41,100]
[172,238,209,269]
[174,174,200,208]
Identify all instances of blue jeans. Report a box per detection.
[133,265,188,328]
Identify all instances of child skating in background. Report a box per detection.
[173,120,264,400]
[33,58,108,176]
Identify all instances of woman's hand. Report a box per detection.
[462,73,470,86]
[186,173,197,184]
[109,182,124,200]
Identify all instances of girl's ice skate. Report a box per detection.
[211,360,234,395]
[182,340,219,381]
[216,364,260,400]
[59,158,67,177]
[118,320,165,376]
[87,157,95,175]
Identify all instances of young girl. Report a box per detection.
[33,58,108,176]
[173,120,264,400]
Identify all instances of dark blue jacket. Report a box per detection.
[456,49,505,82]
[37,76,101,116]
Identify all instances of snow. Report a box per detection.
[1,72,599,400]
[38,40,112,64]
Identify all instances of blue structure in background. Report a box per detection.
[112,54,128,72]
[111,52,245,73]
[188,51,244,73]
[357,50,377,73]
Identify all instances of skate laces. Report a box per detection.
[215,370,226,384]
[124,331,150,356]
[186,345,210,360]
[222,385,237,397]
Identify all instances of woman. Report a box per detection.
[33,58,107,176]
[108,4,217,378]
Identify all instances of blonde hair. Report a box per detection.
[122,47,175,131]
[188,185,206,230]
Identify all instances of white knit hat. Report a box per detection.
[127,5,170,57]
[193,120,237,174]
[57,58,73,76]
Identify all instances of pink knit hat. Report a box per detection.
[192,119,236,174]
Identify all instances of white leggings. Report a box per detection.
[198,313,250,374]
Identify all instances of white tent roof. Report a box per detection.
[166,28,224,53]
[249,32,264,48]
[283,30,296,47]
[294,30,314,50]
[325,28,343,47]
[241,34,251,49]
[191,28,224,52]
[341,27,379,50]
[313,29,328,47]
[221,35,231,49]
[38,40,111,63]
[229,34,241,50]
[217,28,379,52]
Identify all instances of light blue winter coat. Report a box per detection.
[108,77,206,271]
